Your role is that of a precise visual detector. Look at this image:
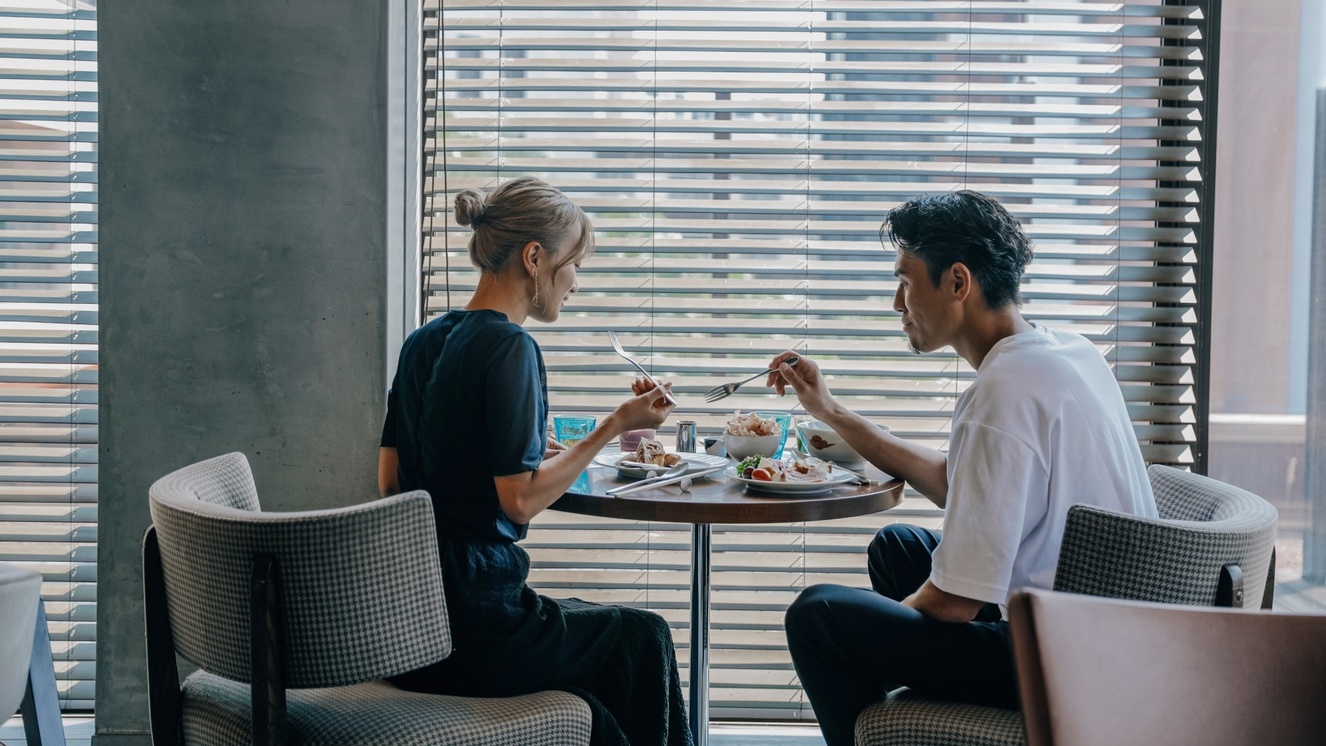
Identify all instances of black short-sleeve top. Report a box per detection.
[381,310,547,543]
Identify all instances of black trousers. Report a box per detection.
[784,524,1019,746]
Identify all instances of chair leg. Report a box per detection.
[250,554,288,746]
[19,599,67,746]
[1216,564,1244,608]
[1261,547,1276,610]
[143,526,183,746]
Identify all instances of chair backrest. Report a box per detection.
[0,562,41,720]
[1010,588,1326,746]
[148,452,451,688]
[1053,464,1277,608]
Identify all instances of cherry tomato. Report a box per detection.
[751,468,773,481]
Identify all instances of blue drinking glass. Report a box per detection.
[754,411,793,458]
[553,415,597,447]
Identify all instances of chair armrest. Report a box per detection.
[1054,504,1276,608]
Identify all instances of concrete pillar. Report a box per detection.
[97,2,388,741]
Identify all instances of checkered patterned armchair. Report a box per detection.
[853,464,1279,746]
[144,452,592,746]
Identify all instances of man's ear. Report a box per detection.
[520,241,543,277]
[949,262,973,303]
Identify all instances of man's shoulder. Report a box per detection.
[960,327,1118,427]
[980,327,1106,388]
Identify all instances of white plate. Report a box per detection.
[593,451,729,479]
[722,465,857,495]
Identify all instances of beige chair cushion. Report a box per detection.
[855,689,1024,746]
[180,672,592,746]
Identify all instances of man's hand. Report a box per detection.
[764,351,837,419]
[903,580,988,623]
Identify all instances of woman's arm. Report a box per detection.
[494,382,673,525]
[378,447,400,497]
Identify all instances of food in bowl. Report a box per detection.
[617,438,682,468]
[736,455,837,483]
[724,411,781,437]
[796,420,884,469]
[723,412,784,458]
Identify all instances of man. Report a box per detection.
[768,190,1157,746]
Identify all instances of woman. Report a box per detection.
[379,176,691,746]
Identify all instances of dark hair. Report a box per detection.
[455,175,595,274]
[880,190,1032,310]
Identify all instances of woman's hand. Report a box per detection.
[612,378,676,432]
[764,351,837,419]
[543,437,568,459]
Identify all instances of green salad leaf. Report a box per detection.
[736,455,763,474]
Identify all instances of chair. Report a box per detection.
[853,464,1279,745]
[144,452,591,745]
[1,562,66,746]
[1,562,41,722]
[1009,587,1326,746]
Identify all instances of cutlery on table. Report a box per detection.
[609,464,726,497]
[607,331,679,406]
[617,459,688,470]
[703,357,800,403]
[605,461,689,496]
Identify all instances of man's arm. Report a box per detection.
[903,579,987,623]
[817,404,950,508]
[764,351,950,507]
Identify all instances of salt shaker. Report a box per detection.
[676,420,698,453]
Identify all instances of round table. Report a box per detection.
[552,463,904,746]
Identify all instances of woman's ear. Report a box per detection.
[520,241,543,277]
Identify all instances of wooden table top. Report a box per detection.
[552,460,905,524]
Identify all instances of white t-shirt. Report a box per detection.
[929,324,1157,607]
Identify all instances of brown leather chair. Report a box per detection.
[1009,588,1326,746]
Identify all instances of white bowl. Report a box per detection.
[723,433,782,460]
[796,420,886,469]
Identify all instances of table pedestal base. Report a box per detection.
[688,523,711,746]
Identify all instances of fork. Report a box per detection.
[703,357,799,403]
[606,331,679,407]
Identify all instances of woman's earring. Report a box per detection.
[531,267,543,309]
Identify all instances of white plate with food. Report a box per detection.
[593,439,728,479]
[724,456,857,495]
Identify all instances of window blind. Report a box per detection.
[0,0,98,711]
[422,0,1216,720]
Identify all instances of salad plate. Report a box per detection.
[592,451,728,479]
[722,465,856,495]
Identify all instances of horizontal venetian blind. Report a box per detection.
[0,0,99,711]
[422,0,1214,721]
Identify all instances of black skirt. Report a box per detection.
[391,539,693,746]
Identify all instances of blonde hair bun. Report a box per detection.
[453,188,487,228]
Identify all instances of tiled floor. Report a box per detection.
[0,715,93,746]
